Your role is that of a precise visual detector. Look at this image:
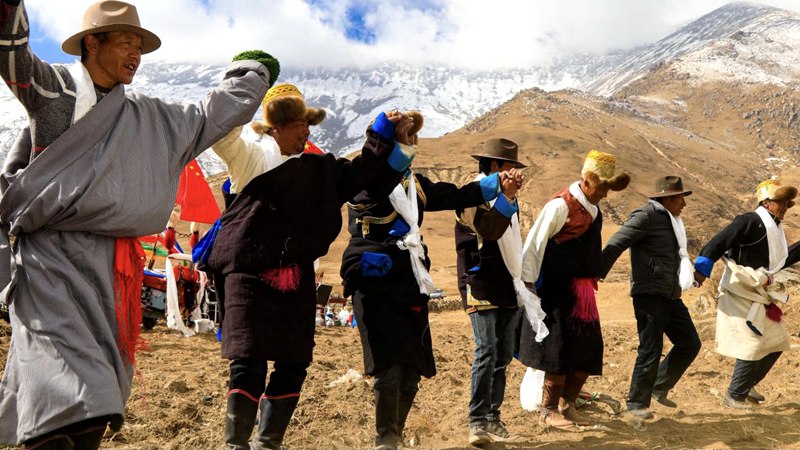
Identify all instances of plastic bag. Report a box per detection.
[520,367,545,412]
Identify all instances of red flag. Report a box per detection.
[176,160,221,224]
[304,140,325,154]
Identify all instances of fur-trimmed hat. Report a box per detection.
[251,83,326,135]
[581,150,630,191]
[757,179,797,207]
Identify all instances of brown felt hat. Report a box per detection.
[649,176,693,199]
[471,138,526,168]
[61,1,161,56]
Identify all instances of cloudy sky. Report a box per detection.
[26,0,800,69]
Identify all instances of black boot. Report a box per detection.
[396,390,416,449]
[374,388,400,450]
[251,396,300,450]
[225,393,259,450]
[23,435,73,450]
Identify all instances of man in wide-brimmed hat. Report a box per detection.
[519,150,629,430]
[455,138,534,445]
[600,176,702,420]
[694,179,800,410]
[0,1,274,448]
[341,134,524,449]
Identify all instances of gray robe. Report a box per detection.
[0,60,269,444]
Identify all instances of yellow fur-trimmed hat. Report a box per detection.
[756,179,797,207]
[581,150,630,191]
[251,83,326,134]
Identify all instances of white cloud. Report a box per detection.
[25,0,800,69]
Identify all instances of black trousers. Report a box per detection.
[727,351,782,401]
[627,295,701,409]
[229,358,309,400]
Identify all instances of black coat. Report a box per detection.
[455,202,517,309]
[600,202,682,300]
[209,130,402,362]
[518,212,605,375]
[698,211,800,270]
[342,173,489,377]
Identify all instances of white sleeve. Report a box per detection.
[521,198,569,283]
[211,125,266,193]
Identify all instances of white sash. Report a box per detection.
[755,205,788,274]
[474,173,549,342]
[568,181,597,221]
[389,172,437,294]
[68,61,97,124]
[649,200,694,291]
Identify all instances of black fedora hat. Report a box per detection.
[650,176,692,199]
[471,138,526,169]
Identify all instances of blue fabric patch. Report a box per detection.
[222,178,232,194]
[370,112,396,140]
[479,173,501,201]
[360,252,393,278]
[192,218,222,265]
[387,142,413,172]
[535,274,543,291]
[494,193,518,219]
[468,264,480,273]
[694,255,715,278]
[388,218,411,237]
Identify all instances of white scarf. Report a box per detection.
[755,205,788,274]
[649,200,694,291]
[569,181,597,221]
[476,174,549,342]
[68,61,97,124]
[388,172,437,294]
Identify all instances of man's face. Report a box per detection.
[274,119,310,155]
[89,31,143,87]
[764,199,790,221]
[661,194,686,217]
[581,179,611,205]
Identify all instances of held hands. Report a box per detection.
[385,110,424,146]
[499,168,524,198]
[693,271,706,287]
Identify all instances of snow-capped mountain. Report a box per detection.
[0,2,797,175]
[582,2,800,96]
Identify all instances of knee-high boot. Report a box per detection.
[560,371,590,425]
[251,396,300,450]
[225,393,259,450]
[541,373,575,431]
[374,388,401,450]
[396,390,416,449]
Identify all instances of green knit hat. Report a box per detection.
[232,50,280,86]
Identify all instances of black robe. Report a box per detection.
[208,130,401,362]
[341,173,489,377]
[517,213,605,375]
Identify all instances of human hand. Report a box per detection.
[693,271,706,287]
[386,111,415,145]
[500,168,524,198]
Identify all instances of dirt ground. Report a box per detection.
[3,275,800,450]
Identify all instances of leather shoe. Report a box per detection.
[627,408,654,419]
[722,393,753,411]
[652,391,677,408]
[747,387,765,403]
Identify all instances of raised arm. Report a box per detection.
[0,0,73,113]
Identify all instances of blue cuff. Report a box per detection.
[387,142,413,172]
[371,112,395,140]
[479,173,501,201]
[694,255,715,278]
[494,194,518,219]
[388,218,411,237]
